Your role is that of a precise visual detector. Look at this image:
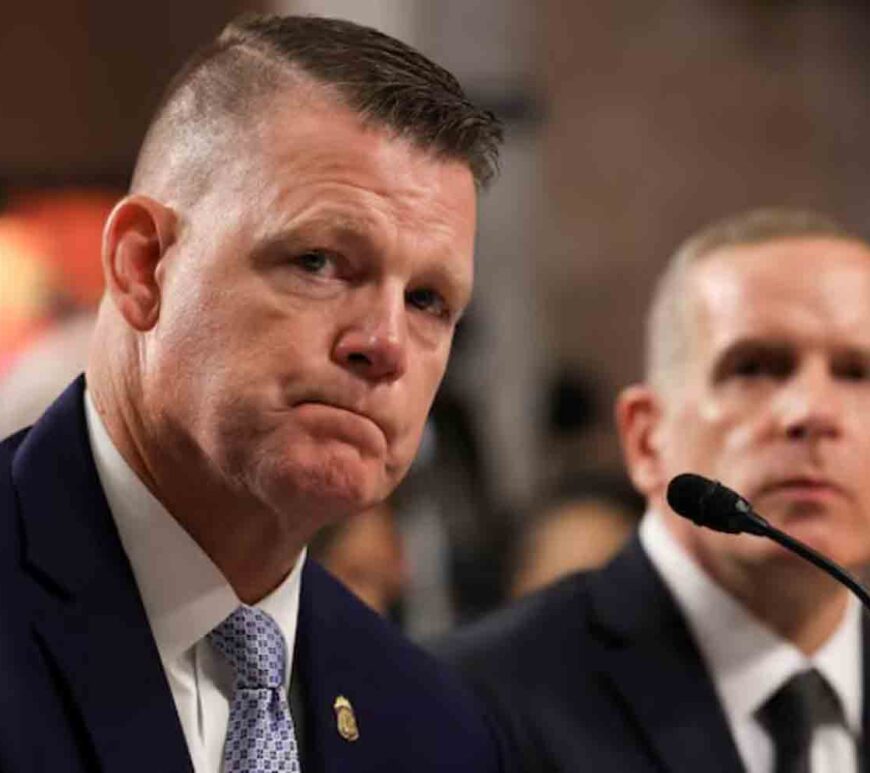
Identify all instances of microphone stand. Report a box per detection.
[754,517,870,611]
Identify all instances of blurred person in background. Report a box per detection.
[310,499,407,618]
[443,208,870,772]
[509,476,640,599]
[0,13,508,773]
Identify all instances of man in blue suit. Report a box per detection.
[0,14,505,772]
[444,209,870,772]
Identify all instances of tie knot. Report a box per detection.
[757,669,845,746]
[208,606,286,690]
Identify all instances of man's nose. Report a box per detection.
[776,363,841,441]
[332,290,407,382]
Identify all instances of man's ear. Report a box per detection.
[102,195,176,331]
[615,383,666,498]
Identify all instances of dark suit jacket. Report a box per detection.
[441,537,870,773]
[0,377,507,772]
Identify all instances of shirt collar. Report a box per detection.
[84,389,306,677]
[640,510,862,732]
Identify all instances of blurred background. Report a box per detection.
[3,0,869,636]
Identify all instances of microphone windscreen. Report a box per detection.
[666,472,761,534]
[666,473,715,519]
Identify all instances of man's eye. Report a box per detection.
[732,357,764,378]
[729,353,791,380]
[294,250,331,273]
[406,287,448,318]
[835,357,870,381]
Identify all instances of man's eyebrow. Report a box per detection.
[717,336,870,356]
[710,337,870,378]
[709,339,794,381]
[831,344,870,363]
[250,216,380,266]
[268,211,379,243]
[717,338,793,357]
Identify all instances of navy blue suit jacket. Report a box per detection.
[442,538,870,773]
[0,378,507,772]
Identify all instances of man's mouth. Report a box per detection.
[757,476,844,502]
[293,399,388,440]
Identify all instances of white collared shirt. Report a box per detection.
[640,510,862,773]
[84,391,305,773]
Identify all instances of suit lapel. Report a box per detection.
[13,378,192,773]
[861,611,870,769]
[294,561,369,773]
[588,539,745,773]
[293,561,391,773]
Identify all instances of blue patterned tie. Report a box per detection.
[208,606,302,773]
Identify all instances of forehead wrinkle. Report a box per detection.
[260,167,467,241]
[252,165,471,257]
[252,188,390,250]
[252,95,474,228]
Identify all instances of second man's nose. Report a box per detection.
[777,364,841,442]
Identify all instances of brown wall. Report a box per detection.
[540,1,870,471]
[1,2,243,181]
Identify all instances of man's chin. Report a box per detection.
[261,458,388,520]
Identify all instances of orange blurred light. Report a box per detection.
[12,188,117,308]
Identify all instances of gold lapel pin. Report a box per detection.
[334,695,360,742]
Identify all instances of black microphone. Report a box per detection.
[667,472,870,610]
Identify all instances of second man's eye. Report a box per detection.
[732,356,764,378]
[834,355,870,382]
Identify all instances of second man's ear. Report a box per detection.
[614,384,666,499]
[101,195,176,332]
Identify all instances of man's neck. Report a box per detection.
[85,370,309,604]
[702,552,850,655]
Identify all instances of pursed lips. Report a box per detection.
[293,398,391,441]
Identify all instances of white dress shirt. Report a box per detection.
[84,391,306,773]
[640,511,862,773]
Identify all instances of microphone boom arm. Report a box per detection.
[759,519,870,610]
[667,472,870,612]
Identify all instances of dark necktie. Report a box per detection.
[755,669,845,773]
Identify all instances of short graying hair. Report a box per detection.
[646,207,865,390]
[131,13,503,202]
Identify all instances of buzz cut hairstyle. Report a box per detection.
[645,207,866,390]
[130,13,503,201]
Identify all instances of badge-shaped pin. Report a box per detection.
[334,695,360,742]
